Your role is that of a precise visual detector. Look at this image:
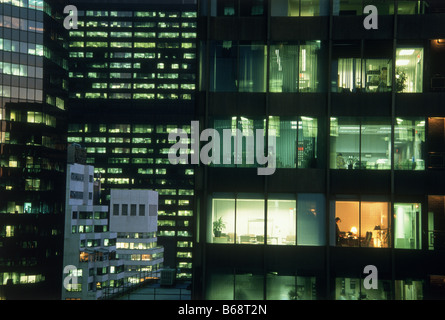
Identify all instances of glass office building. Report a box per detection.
[67,0,197,281]
[194,0,445,300]
[0,0,68,299]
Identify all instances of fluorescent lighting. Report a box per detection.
[399,49,415,56]
[396,59,410,66]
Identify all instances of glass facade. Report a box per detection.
[271,0,329,16]
[67,122,195,279]
[330,117,392,170]
[0,0,67,299]
[69,9,197,101]
[332,200,390,248]
[209,193,325,246]
[269,41,327,93]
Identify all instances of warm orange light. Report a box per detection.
[351,226,357,234]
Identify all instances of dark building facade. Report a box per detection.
[66,0,197,281]
[0,0,68,299]
[193,0,445,300]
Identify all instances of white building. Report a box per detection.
[110,189,164,284]
[62,163,125,300]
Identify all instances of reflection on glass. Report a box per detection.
[336,278,392,300]
[239,43,267,92]
[266,274,316,300]
[297,193,326,245]
[299,41,324,92]
[269,42,324,93]
[269,116,318,169]
[206,271,234,299]
[209,41,237,92]
[269,44,299,93]
[235,273,263,299]
[212,116,266,168]
[394,203,422,249]
[395,47,424,93]
[398,1,425,15]
[270,117,297,168]
[427,196,445,250]
[395,280,423,300]
[394,118,425,170]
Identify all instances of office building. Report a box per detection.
[110,189,164,283]
[66,0,197,281]
[0,0,68,299]
[193,0,445,300]
[62,157,125,300]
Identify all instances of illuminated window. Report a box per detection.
[330,117,391,170]
[395,47,424,93]
[394,203,421,249]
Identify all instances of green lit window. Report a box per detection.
[110,11,132,17]
[70,31,84,37]
[133,93,155,99]
[111,52,132,59]
[158,32,180,38]
[134,53,155,59]
[134,32,156,38]
[110,32,132,38]
[132,137,151,143]
[156,168,167,175]
[86,31,108,37]
[86,42,108,48]
[86,21,98,27]
[179,189,194,196]
[182,22,197,28]
[134,22,156,28]
[181,43,194,49]
[135,11,156,17]
[395,47,424,93]
[183,53,195,59]
[181,84,195,90]
[85,92,107,99]
[110,42,132,48]
[69,52,84,58]
[107,168,122,174]
[86,10,108,16]
[110,62,132,69]
[157,73,178,79]
[394,118,425,170]
[69,41,84,48]
[133,83,155,89]
[134,42,155,48]
[138,168,153,174]
[92,83,108,89]
[182,32,196,38]
[182,12,197,18]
